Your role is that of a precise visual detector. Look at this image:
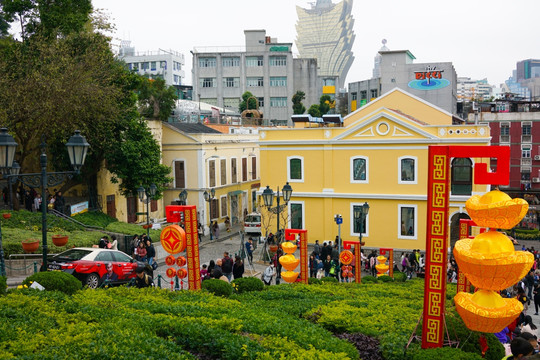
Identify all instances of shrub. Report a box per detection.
[320,277,338,283]
[202,279,233,297]
[393,271,407,282]
[336,332,382,360]
[231,277,264,294]
[308,277,322,285]
[362,275,378,283]
[407,346,482,360]
[22,271,81,295]
[0,276,6,296]
[378,275,394,283]
[72,211,117,228]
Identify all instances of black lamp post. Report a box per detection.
[137,183,156,237]
[7,160,20,210]
[354,202,370,245]
[203,188,215,240]
[262,182,292,243]
[0,129,89,272]
[179,189,187,205]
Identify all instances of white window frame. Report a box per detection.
[350,156,369,184]
[398,156,418,184]
[287,156,304,183]
[350,202,369,238]
[398,204,418,240]
[288,201,305,230]
[522,144,532,158]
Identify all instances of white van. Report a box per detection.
[244,213,262,234]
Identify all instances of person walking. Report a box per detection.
[262,264,275,285]
[212,221,219,240]
[146,239,156,269]
[221,252,234,281]
[245,237,254,264]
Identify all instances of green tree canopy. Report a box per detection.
[292,91,306,115]
[137,76,178,121]
[239,91,258,113]
[319,95,332,116]
[307,104,321,118]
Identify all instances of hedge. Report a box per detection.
[22,271,81,295]
[0,278,504,359]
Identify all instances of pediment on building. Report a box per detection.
[335,109,437,142]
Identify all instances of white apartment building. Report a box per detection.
[191,30,319,125]
[118,41,186,87]
[457,77,493,102]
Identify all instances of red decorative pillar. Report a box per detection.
[343,240,363,283]
[163,205,201,290]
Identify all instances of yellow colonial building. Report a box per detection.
[258,88,492,250]
[161,123,260,235]
[97,121,260,235]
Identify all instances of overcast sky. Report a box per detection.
[91,0,538,88]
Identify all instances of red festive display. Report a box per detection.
[380,248,394,278]
[343,240,364,283]
[166,267,176,278]
[284,229,308,284]
[421,145,510,349]
[340,250,353,265]
[160,224,186,254]
[177,268,187,279]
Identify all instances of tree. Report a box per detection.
[1,0,92,40]
[319,95,332,116]
[307,104,321,118]
[292,91,306,114]
[137,76,178,121]
[104,116,172,198]
[239,91,258,113]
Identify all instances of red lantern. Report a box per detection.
[348,271,354,278]
[177,268,187,279]
[166,267,176,278]
[165,255,176,266]
[176,256,187,267]
[342,270,348,278]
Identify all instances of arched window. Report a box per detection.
[399,156,417,184]
[451,158,472,195]
[287,156,304,182]
[350,156,368,183]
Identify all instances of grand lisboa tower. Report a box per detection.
[295,0,355,89]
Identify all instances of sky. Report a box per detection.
[91,0,539,88]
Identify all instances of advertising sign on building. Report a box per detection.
[70,201,89,216]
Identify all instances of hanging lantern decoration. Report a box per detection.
[176,256,187,267]
[165,255,176,266]
[340,250,353,265]
[160,224,186,254]
[177,268,188,279]
[279,241,299,283]
[166,267,177,278]
[454,190,534,333]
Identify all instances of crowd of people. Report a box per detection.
[2,186,65,213]
[201,252,244,283]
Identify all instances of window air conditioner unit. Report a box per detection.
[534,155,540,161]
[533,178,540,183]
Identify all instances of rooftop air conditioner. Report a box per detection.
[534,155,540,161]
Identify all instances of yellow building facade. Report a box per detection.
[161,123,260,235]
[259,89,492,250]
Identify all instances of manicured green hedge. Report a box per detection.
[202,278,233,297]
[0,278,504,359]
[72,211,117,228]
[23,271,81,295]
[231,276,264,293]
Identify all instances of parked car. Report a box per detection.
[46,247,152,289]
[244,213,262,234]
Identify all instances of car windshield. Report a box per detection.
[246,215,260,222]
[53,249,92,261]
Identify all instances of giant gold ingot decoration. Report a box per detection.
[279,241,300,282]
[453,232,534,290]
[279,254,300,272]
[375,255,389,277]
[465,190,528,229]
[453,189,532,333]
[455,290,523,333]
[281,241,297,254]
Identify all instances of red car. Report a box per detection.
[46,247,152,289]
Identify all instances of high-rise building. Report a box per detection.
[191,30,319,125]
[295,0,355,91]
[457,77,493,102]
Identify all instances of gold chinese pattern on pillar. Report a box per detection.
[453,190,532,333]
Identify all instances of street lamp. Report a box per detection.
[137,183,156,237]
[0,129,90,272]
[262,182,293,243]
[354,202,370,245]
[179,189,187,205]
[203,188,215,240]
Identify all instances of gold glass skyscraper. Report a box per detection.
[295,0,355,89]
